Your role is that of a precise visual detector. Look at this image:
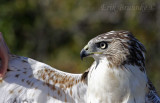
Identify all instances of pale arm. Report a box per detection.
[0,32,10,78]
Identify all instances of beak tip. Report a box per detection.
[80,47,91,60]
[80,49,85,60]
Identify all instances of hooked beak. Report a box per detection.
[80,45,91,60]
[80,49,89,60]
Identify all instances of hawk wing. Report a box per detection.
[146,79,160,103]
[0,55,87,103]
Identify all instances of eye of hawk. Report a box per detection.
[97,41,108,49]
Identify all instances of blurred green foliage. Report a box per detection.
[0,0,160,93]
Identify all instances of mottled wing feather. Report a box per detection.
[0,55,87,103]
[146,79,160,103]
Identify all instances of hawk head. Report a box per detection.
[80,30,146,71]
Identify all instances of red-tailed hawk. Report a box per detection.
[0,30,159,103]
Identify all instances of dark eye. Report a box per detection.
[97,42,108,49]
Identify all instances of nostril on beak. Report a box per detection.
[84,45,89,51]
[85,47,88,50]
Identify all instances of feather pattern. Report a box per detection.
[0,55,87,103]
[146,80,160,103]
